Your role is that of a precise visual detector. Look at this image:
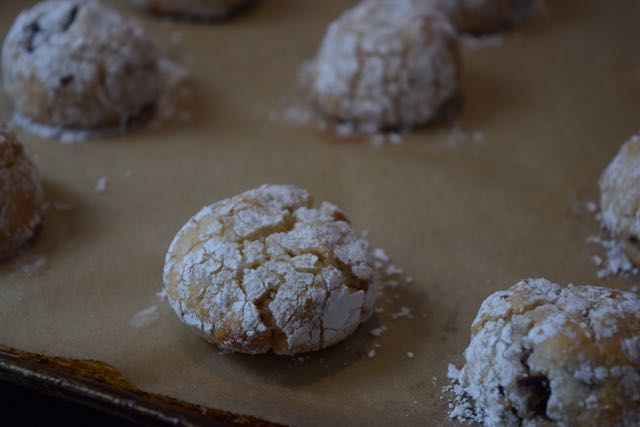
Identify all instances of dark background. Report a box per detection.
[0,379,141,426]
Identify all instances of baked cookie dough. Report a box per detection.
[163,184,380,355]
[450,278,640,427]
[129,0,254,20]
[308,0,460,133]
[600,134,640,264]
[0,128,43,260]
[434,0,533,34]
[2,0,162,131]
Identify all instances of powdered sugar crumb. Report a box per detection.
[385,263,404,276]
[373,248,390,263]
[369,326,386,337]
[392,306,412,320]
[95,177,108,193]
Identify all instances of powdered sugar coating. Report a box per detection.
[450,278,640,426]
[431,0,533,33]
[163,184,380,355]
[2,0,161,130]
[0,128,43,260]
[309,0,460,132]
[130,0,251,19]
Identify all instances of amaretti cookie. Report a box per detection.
[163,184,380,355]
[308,0,460,133]
[449,278,640,426]
[0,127,43,260]
[129,0,254,20]
[2,0,162,131]
[433,0,533,34]
[599,133,640,265]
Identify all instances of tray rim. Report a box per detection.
[0,345,282,427]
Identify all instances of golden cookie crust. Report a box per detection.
[2,0,161,130]
[454,278,640,427]
[309,0,460,132]
[163,184,380,355]
[0,128,43,260]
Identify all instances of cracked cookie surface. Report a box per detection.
[130,0,252,20]
[163,184,380,355]
[451,278,640,426]
[309,0,460,132]
[2,0,161,130]
[0,128,43,260]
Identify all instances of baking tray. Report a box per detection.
[1,0,639,425]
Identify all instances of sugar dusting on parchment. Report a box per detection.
[361,244,418,360]
[129,289,166,328]
[10,255,47,278]
[129,305,160,328]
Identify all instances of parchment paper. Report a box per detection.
[1,0,639,425]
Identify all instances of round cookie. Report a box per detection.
[2,0,162,131]
[450,278,640,427]
[309,0,460,133]
[600,134,640,263]
[129,0,254,20]
[434,0,533,34]
[163,184,380,355]
[0,127,44,260]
